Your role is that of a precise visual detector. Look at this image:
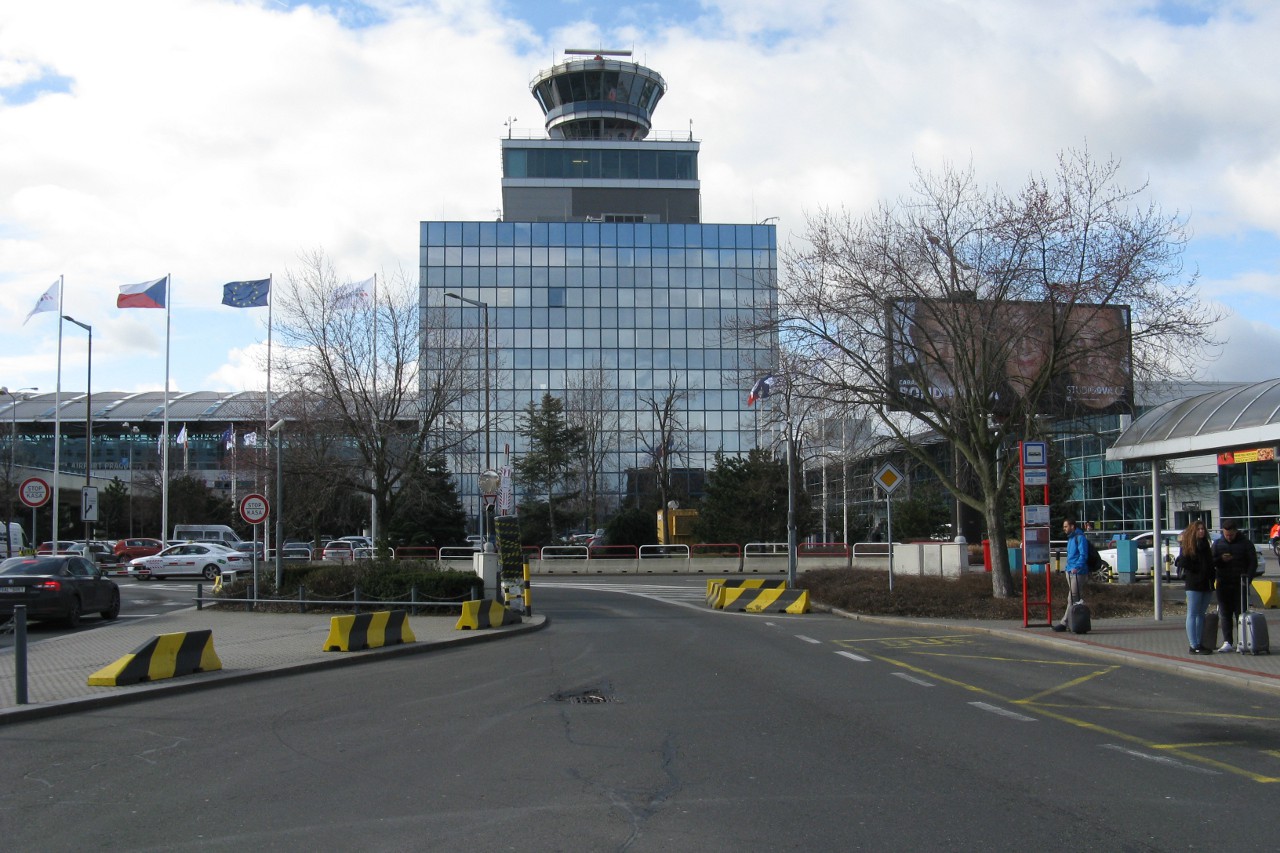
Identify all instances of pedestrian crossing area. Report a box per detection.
[536,580,709,607]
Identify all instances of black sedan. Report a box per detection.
[0,556,121,627]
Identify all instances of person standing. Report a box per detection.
[1178,520,1214,654]
[1211,520,1258,652]
[1053,518,1088,631]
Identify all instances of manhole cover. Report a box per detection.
[552,688,616,704]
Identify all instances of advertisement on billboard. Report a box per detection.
[887,299,1133,417]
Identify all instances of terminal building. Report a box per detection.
[420,50,777,524]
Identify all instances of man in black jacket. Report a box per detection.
[1211,520,1258,652]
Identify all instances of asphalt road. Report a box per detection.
[1,577,1276,851]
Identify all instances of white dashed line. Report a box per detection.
[1101,744,1220,774]
[970,702,1036,722]
[795,635,822,644]
[835,650,871,662]
[891,672,935,687]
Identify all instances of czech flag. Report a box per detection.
[747,374,775,407]
[117,276,168,309]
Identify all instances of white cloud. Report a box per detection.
[2,0,1280,394]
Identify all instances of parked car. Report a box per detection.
[128,542,251,581]
[36,540,79,555]
[114,537,165,561]
[0,555,121,626]
[65,541,123,566]
[320,540,355,562]
[231,541,265,559]
[1097,531,1268,579]
[339,535,373,550]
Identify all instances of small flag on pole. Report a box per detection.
[222,279,270,308]
[24,281,59,325]
[747,375,775,407]
[243,431,258,448]
[175,424,188,446]
[117,276,168,309]
[220,426,234,449]
[333,276,374,309]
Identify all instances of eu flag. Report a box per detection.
[222,279,271,308]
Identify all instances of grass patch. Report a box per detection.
[798,568,1178,620]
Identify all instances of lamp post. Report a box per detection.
[2,386,38,557]
[445,292,492,545]
[268,418,286,587]
[62,316,93,555]
[123,422,140,536]
[479,468,500,552]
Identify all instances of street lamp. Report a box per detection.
[268,418,286,587]
[123,422,140,536]
[479,468,500,552]
[1,386,38,558]
[445,292,492,545]
[62,316,93,556]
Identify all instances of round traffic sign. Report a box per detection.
[240,492,270,525]
[19,477,50,508]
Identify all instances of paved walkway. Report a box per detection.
[2,600,1276,725]
[0,606,546,724]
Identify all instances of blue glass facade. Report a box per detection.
[420,220,778,510]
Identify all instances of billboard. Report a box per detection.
[887,299,1133,417]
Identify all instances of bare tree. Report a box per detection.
[639,376,689,543]
[779,150,1220,597]
[564,361,620,532]
[271,249,475,547]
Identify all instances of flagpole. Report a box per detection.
[370,273,378,549]
[161,274,171,543]
[52,275,64,542]
[265,273,273,561]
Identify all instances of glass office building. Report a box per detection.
[420,51,778,521]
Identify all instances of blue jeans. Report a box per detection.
[1185,589,1211,647]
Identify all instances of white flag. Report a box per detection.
[175,424,188,446]
[24,281,59,325]
[243,431,258,448]
[333,276,374,309]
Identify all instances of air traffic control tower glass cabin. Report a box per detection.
[422,50,776,534]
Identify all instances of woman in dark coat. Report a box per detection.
[1178,520,1215,654]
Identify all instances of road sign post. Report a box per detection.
[19,478,49,558]
[240,494,270,601]
[873,463,904,591]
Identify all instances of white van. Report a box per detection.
[1,521,27,557]
[172,524,243,546]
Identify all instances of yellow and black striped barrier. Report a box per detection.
[707,582,810,614]
[456,599,521,630]
[323,610,416,652]
[705,577,787,605]
[1253,579,1278,608]
[87,630,223,686]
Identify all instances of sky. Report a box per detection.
[3,0,1279,397]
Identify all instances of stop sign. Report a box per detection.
[240,493,269,525]
[19,477,50,508]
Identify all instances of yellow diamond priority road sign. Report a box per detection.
[874,462,905,495]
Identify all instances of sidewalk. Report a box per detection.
[0,606,546,724]
[837,608,1280,695]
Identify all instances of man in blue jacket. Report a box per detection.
[1053,517,1088,631]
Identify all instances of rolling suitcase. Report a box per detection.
[1068,601,1091,635]
[1237,576,1270,655]
[1201,609,1220,651]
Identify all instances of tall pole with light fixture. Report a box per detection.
[62,316,93,556]
[445,291,492,548]
[269,418,285,587]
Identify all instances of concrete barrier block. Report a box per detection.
[88,630,222,686]
[324,610,416,651]
[456,599,521,630]
[1252,579,1278,608]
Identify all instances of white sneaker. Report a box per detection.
[1218,641,1234,653]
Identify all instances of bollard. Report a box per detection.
[410,584,418,617]
[299,584,307,614]
[196,583,204,611]
[354,585,360,614]
[523,561,533,617]
[15,605,28,705]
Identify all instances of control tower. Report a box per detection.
[501,49,700,223]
